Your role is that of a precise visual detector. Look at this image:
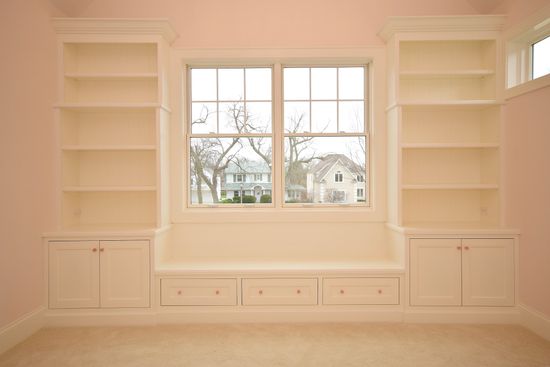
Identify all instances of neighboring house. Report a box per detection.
[306,154,366,204]
[223,161,272,202]
[189,172,218,204]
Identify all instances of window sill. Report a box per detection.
[505,73,550,100]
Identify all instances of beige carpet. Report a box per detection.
[1,323,549,367]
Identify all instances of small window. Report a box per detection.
[233,174,245,183]
[254,173,262,181]
[357,175,364,182]
[533,36,550,80]
[334,172,343,182]
[357,188,364,197]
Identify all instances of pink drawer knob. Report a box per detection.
[340,289,345,294]
[296,289,301,294]
[177,290,182,295]
[215,290,220,295]
[259,290,263,295]
[378,289,382,294]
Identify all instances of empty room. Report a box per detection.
[1,0,550,366]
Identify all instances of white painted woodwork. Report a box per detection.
[322,278,399,305]
[410,238,515,307]
[161,278,237,306]
[462,238,515,306]
[409,238,462,306]
[242,278,318,305]
[49,241,100,308]
[99,240,150,308]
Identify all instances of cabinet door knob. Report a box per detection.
[456,246,462,250]
[99,248,105,252]
[92,248,97,252]
[464,246,470,250]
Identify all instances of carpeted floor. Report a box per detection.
[0,323,549,367]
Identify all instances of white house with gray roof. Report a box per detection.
[306,154,366,204]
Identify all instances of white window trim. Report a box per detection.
[504,4,550,99]
[170,47,386,223]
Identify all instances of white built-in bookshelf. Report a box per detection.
[381,16,506,229]
[53,20,176,231]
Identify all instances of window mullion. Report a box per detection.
[273,63,284,209]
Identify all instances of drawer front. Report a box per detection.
[161,278,237,306]
[242,278,318,305]
[323,277,399,305]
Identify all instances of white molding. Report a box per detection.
[0,307,45,355]
[403,308,520,324]
[156,309,404,324]
[52,18,178,44]
[505,67,550,99]
[519,304,550,341]
[378,15,507,41]
[44,310,157,327]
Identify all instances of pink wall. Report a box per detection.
[76,0,479,48]
[0,0,61,328]
[491,0,550,26]
[503,86,550,317]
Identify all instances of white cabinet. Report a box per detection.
[161,278,237,306]
[49,240,150,309]
[409,238,514,306]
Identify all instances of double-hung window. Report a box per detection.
[187,65,368,207]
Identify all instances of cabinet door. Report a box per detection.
[99,240,150,308]
[462,238,514,306]
[410,238,462,306]
[49,241,100,308]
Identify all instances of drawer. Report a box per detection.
[242,278,318,305]
[323,277,399,305]
[161,278,237,306]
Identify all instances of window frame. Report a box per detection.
[172,47,386,223]
[504,9,550,99]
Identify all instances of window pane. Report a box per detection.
[219,102,245,133]
[190,137,272,205]
[284,136,367,204]
[246,102,272,133]
[533,36,550,79]
[191,102,217,133]
[284,68,309,100]
[311,101,337,133]
[339,67,364,99]
[284,101,310,133]
[339,101,365,133]
[246,68,272,100]
[191,69,217,101]
[311,68,337,100]
[218,68,244,101]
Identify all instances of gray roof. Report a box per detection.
[309,154,364,182]
[225,160,271,174]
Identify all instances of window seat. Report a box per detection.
[155,258,404,276]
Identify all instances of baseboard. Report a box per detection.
[155,308,404,324]
[519,304,550,341]
[44,309,157,327]
[403,307,521,324]
[0,307,45,355]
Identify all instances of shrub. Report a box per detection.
[220,198,234,204]
[260,194,272,203]
[241,195,256,203]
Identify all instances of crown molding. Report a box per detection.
[378,15,507,41]
[52,18,178,44]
